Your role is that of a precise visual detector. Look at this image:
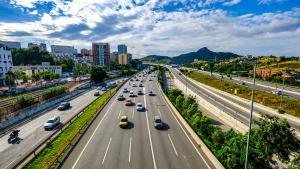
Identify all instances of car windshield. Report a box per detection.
[121,119,127,122]
[47,119,55,123]
[155,119,161,123]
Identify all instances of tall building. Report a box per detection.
[51,45,77,59]
[40,43,47,51]
[118,44,127,54]
[110,52,119,63]
[0,40,21,49]
[118,53,129,65]
[92,43,110,67]
[81,48,92,56]
[128,53,133,63]
[0,45,13,86]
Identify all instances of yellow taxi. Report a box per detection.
[119,116,128,128]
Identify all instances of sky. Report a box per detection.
[0,0,300,58]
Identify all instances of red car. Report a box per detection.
[125,99,133,106]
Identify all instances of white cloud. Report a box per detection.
[1,0,300,57]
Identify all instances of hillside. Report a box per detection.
[142,47,240,64]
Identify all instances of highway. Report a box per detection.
[169,67,300,132]
[0,78,125,169]
[62,72,214,169]
[184,67,300,100]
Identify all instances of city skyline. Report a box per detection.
[0,0,299,57]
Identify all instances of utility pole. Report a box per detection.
[244,61,256,169]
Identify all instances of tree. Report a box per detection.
[5,71,16,88]
[249,114,300,167]
[90,66,107,84]
[289,155,300,169]
[208,61,215,76]
[12,47,54,65]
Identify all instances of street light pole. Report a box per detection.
[245,62,256,169]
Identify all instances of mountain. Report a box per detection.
[140,55,172,64]
[142,47,240,64]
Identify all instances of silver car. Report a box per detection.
[44,116,60,130]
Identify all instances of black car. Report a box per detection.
[148,91,155,96]
[57,102,71,110]
[139,83,143,87]
[117,95,126,101]
[94,91,100,96]
[153,116,163,129]
[137,90,143,95]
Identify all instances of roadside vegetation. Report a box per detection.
[181,69,300,118]
[24,87,117,169]
[166,88,300,169]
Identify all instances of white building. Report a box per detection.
[51,45,77,59]
[13,63,62,76]
[0,45,13,85]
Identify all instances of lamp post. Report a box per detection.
[244,61,257,169]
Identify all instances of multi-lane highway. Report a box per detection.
[183,67,300,100]
[0,78,124,169]
[62,71,214,169]
[169,67,300,132]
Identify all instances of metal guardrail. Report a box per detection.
[10,76,131,169]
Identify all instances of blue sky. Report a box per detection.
[0,0,300,57]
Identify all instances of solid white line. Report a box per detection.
[71,89,122,169]
[158,108,162,117]
[102,137,112,164]
[157,78,212,169]
[143,87,157,169]
[118,110,122,118]
[129,137,132,162]
[168,134,178,156]
[132,108,135,118]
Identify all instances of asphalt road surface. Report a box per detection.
[62,72,214,169]
[0,78,125,169]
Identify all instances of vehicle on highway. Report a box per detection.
[44,116,60,130]
[132,83,137,87]
[139,83,143,87]
[153,116,163,129]
[94,91,100,96]
[117,95,126,101]
[271,90,282,95]
[130,79,134,81]
[97,86,102,90]
[241,82,246,85]
[148,91,155,96]
[149,79,152,81]
[119,116,128,128]
[129,91,135,97]
[125,99,133,106]
[137,90,143,95]
[101,87,107,91]
[57,102,71,111]
[7,129,20,143]
[135,79,139,81]
[136,103,144,111]
[123,88,129,93]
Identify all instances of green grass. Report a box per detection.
[183,70,300,118]
[24,87,117,169]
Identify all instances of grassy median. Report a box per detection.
[181,70,300,118]
[24,87,117,169]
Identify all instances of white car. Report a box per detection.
[136,103,144,111]
[272,90,282,95]
[44,116,60,130]
[129,91,135,97]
